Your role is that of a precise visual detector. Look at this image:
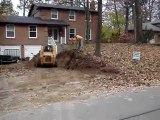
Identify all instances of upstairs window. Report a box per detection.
[69,11,76,21]
[69,28,76,39]
[6,25,15,38]
[51,9,58,19]
[29,25,37,38]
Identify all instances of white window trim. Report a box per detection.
[51,9,58,20]
[69,28,76,39]
[6,24,15,38]
[69,11,76,21]
[85,29,91,40]
[29,25,37,39]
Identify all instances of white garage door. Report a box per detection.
[24,45,41,59]
[0,46,21,57]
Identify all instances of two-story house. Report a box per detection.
[0,3,98,59]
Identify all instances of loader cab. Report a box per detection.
[44,45,53,52]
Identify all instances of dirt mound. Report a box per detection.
[56,49,76,67]
[27,58,35,68]
[26,49,120,74]
[57,50,120,74]
[27,53,40,68]
[26,50,75,68]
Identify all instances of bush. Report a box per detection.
[101,26,121,43]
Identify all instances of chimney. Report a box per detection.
[70,0,73,6]
[90,0,95,10]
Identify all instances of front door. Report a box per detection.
[48,28,59,42]
[52,28,59,42]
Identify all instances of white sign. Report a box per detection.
[133,51,141,60]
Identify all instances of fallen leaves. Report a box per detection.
[84,43,160,88]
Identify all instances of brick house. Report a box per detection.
[128,22,160,44]
[0,3,98,59]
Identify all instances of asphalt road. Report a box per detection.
[1,87,160,120]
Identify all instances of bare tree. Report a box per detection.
[113,0,120,34]
[85,0,90,44]
[141,0,156,21]
[0,0,18,15]
[94,0,102,57]
[124,0,130,32]
[18,0,43,16]
[134,0,143,43]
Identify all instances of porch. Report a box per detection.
[48,26,67,44]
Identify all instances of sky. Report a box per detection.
[11,0,22,16]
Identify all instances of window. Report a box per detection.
[6,25,15,38]
[85,29,91,40]
[69,28,76,39]
[29,25,37,38]
[51,9,58,19]
[69,11,76,21]
[4,49,20,56]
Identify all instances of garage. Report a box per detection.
[0,45,21,57]
[24,45,41,60]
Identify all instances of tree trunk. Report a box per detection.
[134,0,143,43]
[149,0,156,21]
[86,0,90,44]
[23,0,26,16]
[125,1,129,33]
[94,0,102,57]
[113,0,120,35]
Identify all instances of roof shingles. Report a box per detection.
[28,3,98,16]
[128,22,160,32]
[0,16,68,26]
[35,3,97,12]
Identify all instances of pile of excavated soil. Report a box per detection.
[27,50,76,68]
[27,58,35,68]
[56,49,76,67]
[27,53,40,68]
[26,48,119,74]
[57,50,120,74]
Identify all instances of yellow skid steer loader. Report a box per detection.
[34,37,57,67]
